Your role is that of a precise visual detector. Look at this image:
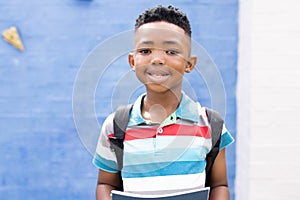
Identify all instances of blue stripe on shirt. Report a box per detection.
[93,153,118,173]
[122,160,206,178]
[220,131,235,150]
[123,147,209,166]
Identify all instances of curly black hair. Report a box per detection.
[135,5,192,37]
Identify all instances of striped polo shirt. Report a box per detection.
[93,93,234,195]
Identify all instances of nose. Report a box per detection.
[151,49,165,65]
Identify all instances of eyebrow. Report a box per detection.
[140,41,154,45]
[139,40,180,45]
[163,41,179,45]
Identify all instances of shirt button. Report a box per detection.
[157,128,163,134]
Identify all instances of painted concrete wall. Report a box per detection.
[236,0,300,199]
[0,0,238,199]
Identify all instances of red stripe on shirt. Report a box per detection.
[124,124,210,141]
[162,124,210,138]
[125,126,157,141]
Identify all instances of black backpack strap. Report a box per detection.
[109,104,133,171]
[205,108,224,187]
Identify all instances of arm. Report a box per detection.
[96,169,122,200]
[209,149,230,200]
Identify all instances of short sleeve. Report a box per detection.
[219,124,234,150]
[92,113,119,173]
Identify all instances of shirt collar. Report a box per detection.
[128,94,146,126]
[176,93,200,123]
[128,92,200,126]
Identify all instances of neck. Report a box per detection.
[142,89,182,123]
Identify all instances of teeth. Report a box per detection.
[149,73,168,77]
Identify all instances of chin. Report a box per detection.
[146,84,170,93]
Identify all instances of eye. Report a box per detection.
[166,49,180,55]
[138,49,151,54]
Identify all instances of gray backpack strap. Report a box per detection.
[110,104,133,171]
[205,107,224,187]
[113,104,133,140]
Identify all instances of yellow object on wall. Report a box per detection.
[2,26,24,51]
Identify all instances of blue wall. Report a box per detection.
[0,0,238,199]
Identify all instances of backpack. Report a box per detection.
[109,104,223,189]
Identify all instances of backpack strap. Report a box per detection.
[205,107,224,187]
[110,104,133,171]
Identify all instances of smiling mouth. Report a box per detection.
[147,72,169,77]
[146,71,170,83]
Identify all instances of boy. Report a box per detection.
[93,5,234,200]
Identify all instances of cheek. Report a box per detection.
[134,55,149,66]
[134,65,146,77]
[134,68,147,83]
[169,60,186,73]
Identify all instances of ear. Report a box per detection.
[128,53,135,71]
[185,56,197,73]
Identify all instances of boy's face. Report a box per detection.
[128,21,197,94]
